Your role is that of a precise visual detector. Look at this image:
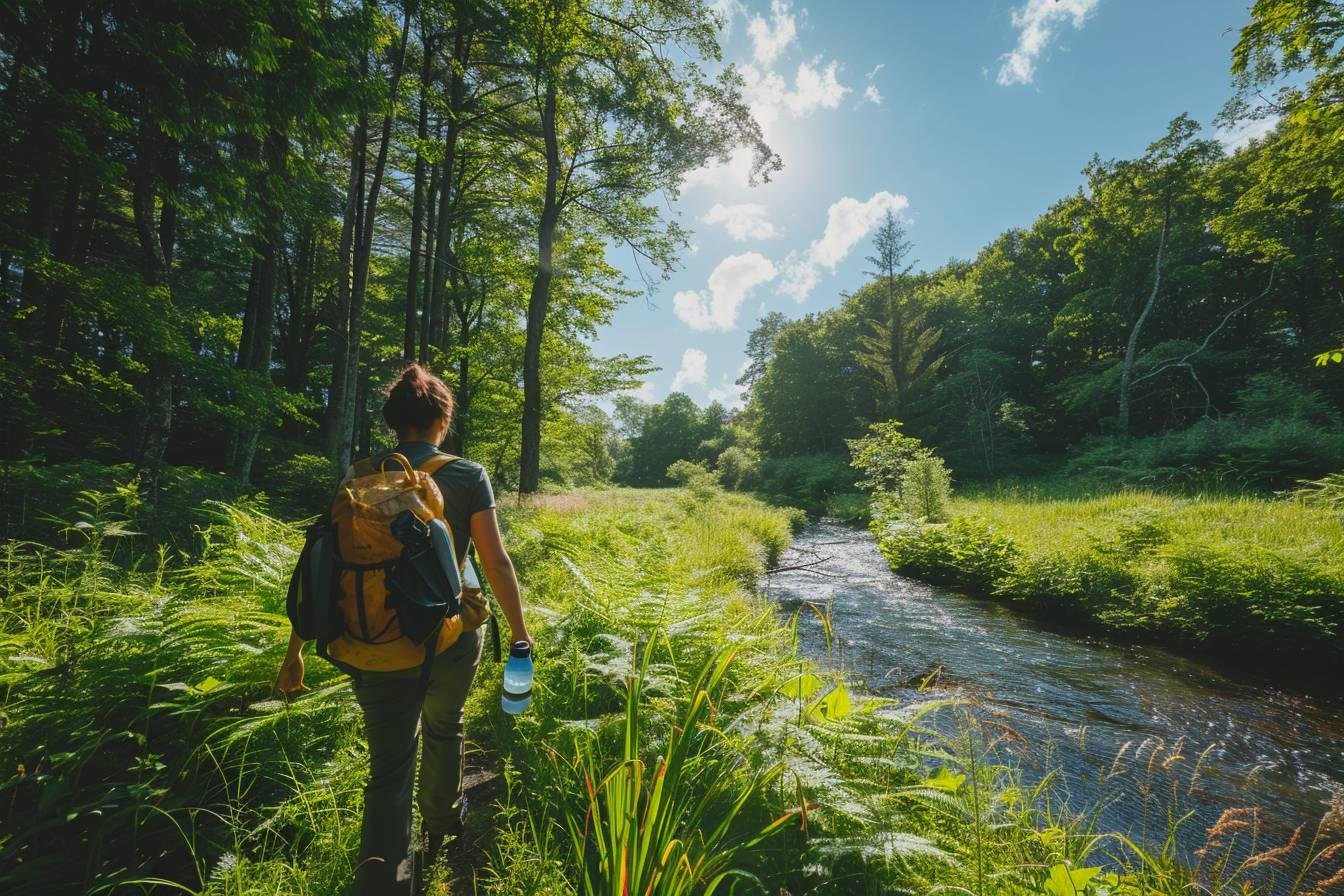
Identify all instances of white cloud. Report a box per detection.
[996,0,1099,87]
[682,4,849,190]
[779,190,909,302]
[680,146,758,192]
[703,203,781,241]
[742,56,850,130]
[778,254,820,303]
[673,252,777,332]
[707,360,753,410]
[784,57,849,115]
[708,379,747,409]
[863,63,884,104]
[622,380,657,404]
[747,0,798,67]
[670,348,709,393]
[1216,114,1281,151]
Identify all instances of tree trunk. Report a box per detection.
[404,23,434,362]
[324,125,362,462]
[331,1,412,469]
[1118,202,1170,439]
[419,154,440,363]
[41,165,83,354]
[428,152,451,353]
[234,142,285,481]
[428,7,472,356]
[129,125,177,502]
[520,78,560,494]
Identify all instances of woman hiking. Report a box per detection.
[274,363,532,894]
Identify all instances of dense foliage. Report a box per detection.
[8,488,1342,894]
[0,0,773,521]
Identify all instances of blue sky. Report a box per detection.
[592,0,1269,410]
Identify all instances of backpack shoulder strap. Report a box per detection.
[419,453,460,476]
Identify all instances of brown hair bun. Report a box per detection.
[381,363,455,434]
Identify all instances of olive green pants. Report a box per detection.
[350,628,483,895]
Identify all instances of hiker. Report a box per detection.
[274,363,532,894]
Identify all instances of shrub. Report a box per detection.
[902,454,953,522]
[1154,541,1344,656]
[873,515,1018,594]
[715,445,762,491]
[846,420,925,496]
[666,458,721,503]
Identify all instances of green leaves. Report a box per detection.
[562,643,787,896]
[1043,862,1107,896]
[1314,347,1344,367]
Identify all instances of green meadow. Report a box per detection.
[871,489,1344,669]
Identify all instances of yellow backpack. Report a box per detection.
[287,452,485,691]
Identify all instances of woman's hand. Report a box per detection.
[275,653,308,696]
[275,629,310,697]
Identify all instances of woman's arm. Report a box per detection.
[470,508,532,647]
[275,628,309,695]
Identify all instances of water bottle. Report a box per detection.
[501,641,533,715]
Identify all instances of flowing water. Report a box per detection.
[763,520,1344,858]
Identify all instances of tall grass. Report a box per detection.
[872,490,1344,666]
[5,482,1343,894]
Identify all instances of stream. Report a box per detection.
[762,520,1344,859]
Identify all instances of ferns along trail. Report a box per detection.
[4,0,1344,894]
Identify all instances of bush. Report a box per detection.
[666,459,721,504]
[846,420,925,495]
[902,454,953,522]
[873,515,1018,594]
[1,459,246,550]
[1154,541,1344,654]
[1064,377,1344,491]
[715,445,762,491]
[873,490,1344,666]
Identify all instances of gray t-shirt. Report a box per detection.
[385,441,496,564]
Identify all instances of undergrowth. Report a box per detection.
[3,485,1342,894]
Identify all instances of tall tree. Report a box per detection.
[512,0,776,492]
[325,0,413,469]
[1072,115,1222,437]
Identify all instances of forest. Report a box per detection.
[4,0,1344,895]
